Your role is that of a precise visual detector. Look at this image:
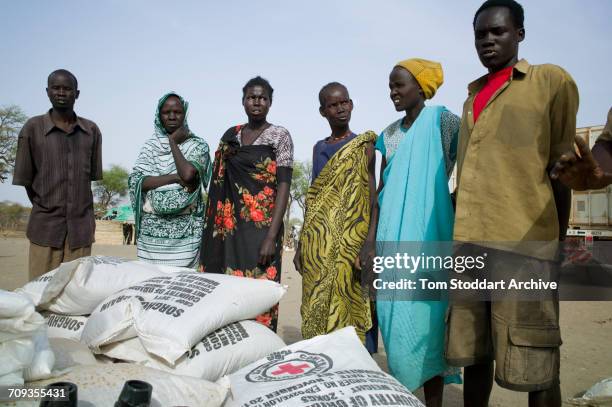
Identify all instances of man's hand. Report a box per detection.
[550,136,607,190]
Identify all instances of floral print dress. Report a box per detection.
[200,124,293,331]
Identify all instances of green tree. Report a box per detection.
[287,160,312,224]
[0,105,28,183]
[93,165,129,213]
[0,201,30,231]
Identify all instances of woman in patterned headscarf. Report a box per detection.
[199,76,293,332]
[129,92,212,267]
[366,59,462,406]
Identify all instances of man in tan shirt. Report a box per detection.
[445,1,578,406]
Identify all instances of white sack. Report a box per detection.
[0,338,34,377]
[26,363,229,407]
[13,261,75,306]
[23,329,55,381]
[568,377,612,406]
[101,320,286,381]
[224,326,424,407]
[0,290,44,342]
[48,338,98,370]
[44,313,87,341]
[82,272,286,364]
[17,256,174,315]
[0,370,24,386]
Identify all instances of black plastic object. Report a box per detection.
[39,381,78,406]
[114,380,153,407]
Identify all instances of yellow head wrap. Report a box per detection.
[395,58,444,100]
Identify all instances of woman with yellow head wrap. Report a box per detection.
[395,58,445,100]
[363,59,461,405]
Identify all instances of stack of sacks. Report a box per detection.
[0,290,53,384]
[80,272,287,380]
[14,256,288,385]
[100,320,286,381]
[223,326,425,407]
[16,256,180,342]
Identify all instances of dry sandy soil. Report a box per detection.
[1,236,610,406]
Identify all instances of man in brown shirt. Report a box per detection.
[551,107,612,190]
[445,1,578,406]
[13,69,102,280]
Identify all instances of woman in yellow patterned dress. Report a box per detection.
[295,82,377,343]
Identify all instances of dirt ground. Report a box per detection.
[1,236,610,406]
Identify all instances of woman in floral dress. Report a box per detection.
[200,76,293,331]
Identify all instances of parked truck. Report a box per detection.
[566,124,612,240]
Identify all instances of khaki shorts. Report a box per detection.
[29,240,91,281]
[445,249,561,392]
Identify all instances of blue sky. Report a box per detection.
[1,0,610,205]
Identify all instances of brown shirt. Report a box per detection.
[454,60,579,247]
[13,111,103,249]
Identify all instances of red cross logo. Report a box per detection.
[271,363,311,376]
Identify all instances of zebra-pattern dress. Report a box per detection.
[299,131,377,342]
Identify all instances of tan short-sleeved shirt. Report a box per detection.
[13,111,103,249]
[454,59,579,244]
